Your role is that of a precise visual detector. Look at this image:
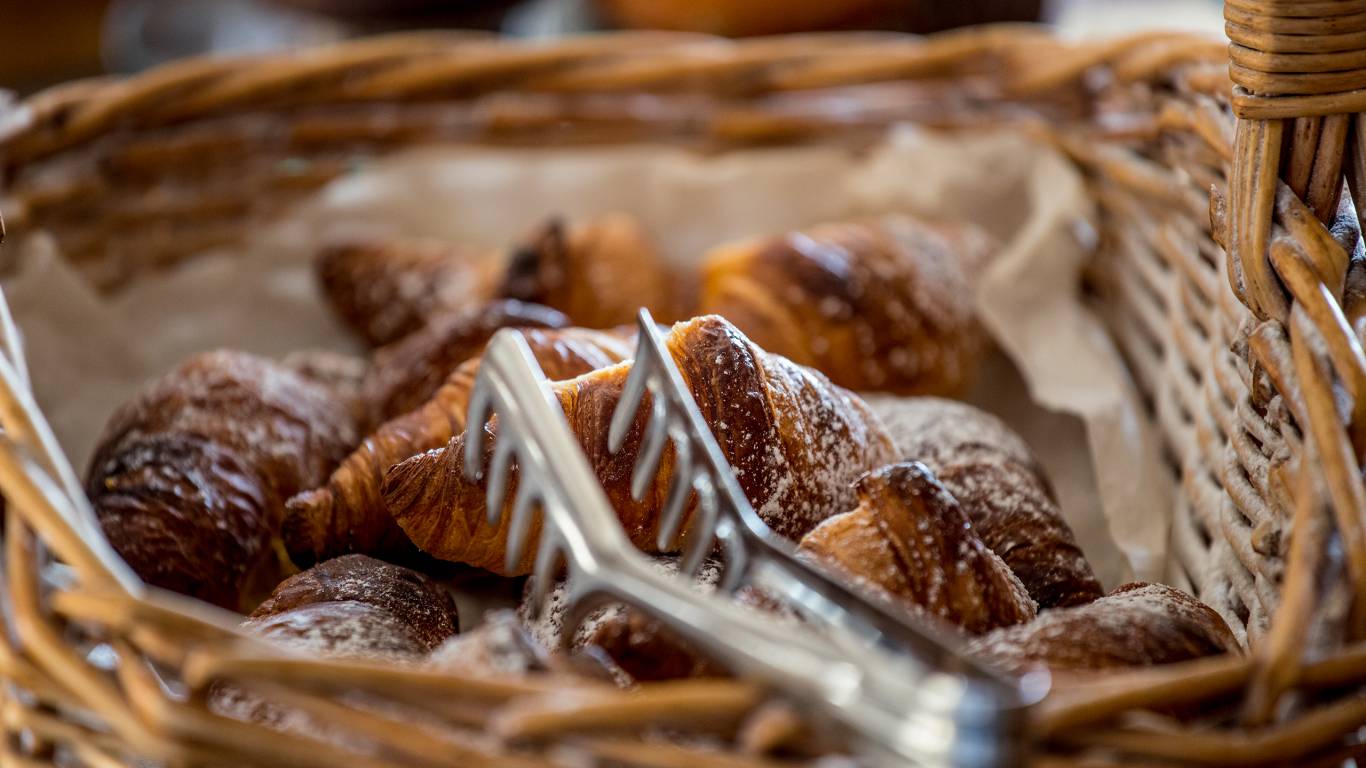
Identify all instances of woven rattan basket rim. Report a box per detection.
[0,26,1228,167]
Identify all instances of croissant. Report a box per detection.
[697,215,992,395]
[217,555,462,732]
[316,238,503,347]
[248,554,461,657]
[363,299,570,425]
[500,213,684,328]
[284,326,634,567]
[865,396,1103,609]
[967,583,1239,675]
[318,211,678,347]
[86,351,357,611]
[384,315,896,574]
[798,462,1036,635]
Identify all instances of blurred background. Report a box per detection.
[2,0,1223,95]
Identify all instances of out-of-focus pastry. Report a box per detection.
[316,237,503,348]
[500,213,684,329]
[967,582,1239,674]
[698,215,991,395]
[87,350,357,611]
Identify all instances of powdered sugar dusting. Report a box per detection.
[861,395,1102,609]
[967,583,1240,673]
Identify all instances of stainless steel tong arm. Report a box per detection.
[465,328,1025,767]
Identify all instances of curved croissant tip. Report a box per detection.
[380,444,447,510]
[282,488,332,568]
[856,461,956,508]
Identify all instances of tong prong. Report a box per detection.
[714,517,749,594]
[528,529,563,619]
[656,423,694,546]
[631,397,670,502]
[658,462,707,551]
[679,492,716,578]
[504,482,540,574]
[462,387,493,482]
[486,432,517,526]
[609,345,652,454]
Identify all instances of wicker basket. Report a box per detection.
[2,11,1366,766]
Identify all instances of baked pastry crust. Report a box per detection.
[384,315,896,574]
[698,216,991,395]
[87,350,357,611]
[798,462,1037,635]
[968,582,1240,674]
[866,396,1103,609]
[284,326,633,566]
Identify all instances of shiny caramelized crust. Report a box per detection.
[383,315,896,575]
[798,462,1036,635]
[967,583,1240,674]
[251,554,460,653]
[500,213,684,328]
[283,327,633,567]
[866,396,1103,609]
[316,238,503,348]
[363,300,570,425]
[697,215,991,396]
[86,351,357,611]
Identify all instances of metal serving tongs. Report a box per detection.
[465,317,1038,767]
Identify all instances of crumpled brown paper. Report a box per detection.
[4,127,1171,587]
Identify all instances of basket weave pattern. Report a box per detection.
[1,18,1366,766]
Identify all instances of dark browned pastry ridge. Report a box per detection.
[967,582,1240,675]
[250,554,460,654]
[284,326,633,567]
[218,556,461,733]
[698,215,992,396]
[363,299,570,425]
[866,396,1103,609]
[383,315,896,575]
[316,237,503,347]
[798,462,1037,635]
[86,351,357,611]
[500,213,684,328]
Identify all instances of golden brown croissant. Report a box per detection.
[384,315,896,575]
[500,213,684,328]
[316,238,503,347]
[798,462,1036,635]
[86,351,357,611]
[284,326,634,567]
[967,583,1239,675]
[697,215,992,395]
[363,300,570,425]
[865,396,1103,609]
[248,554,461,656]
